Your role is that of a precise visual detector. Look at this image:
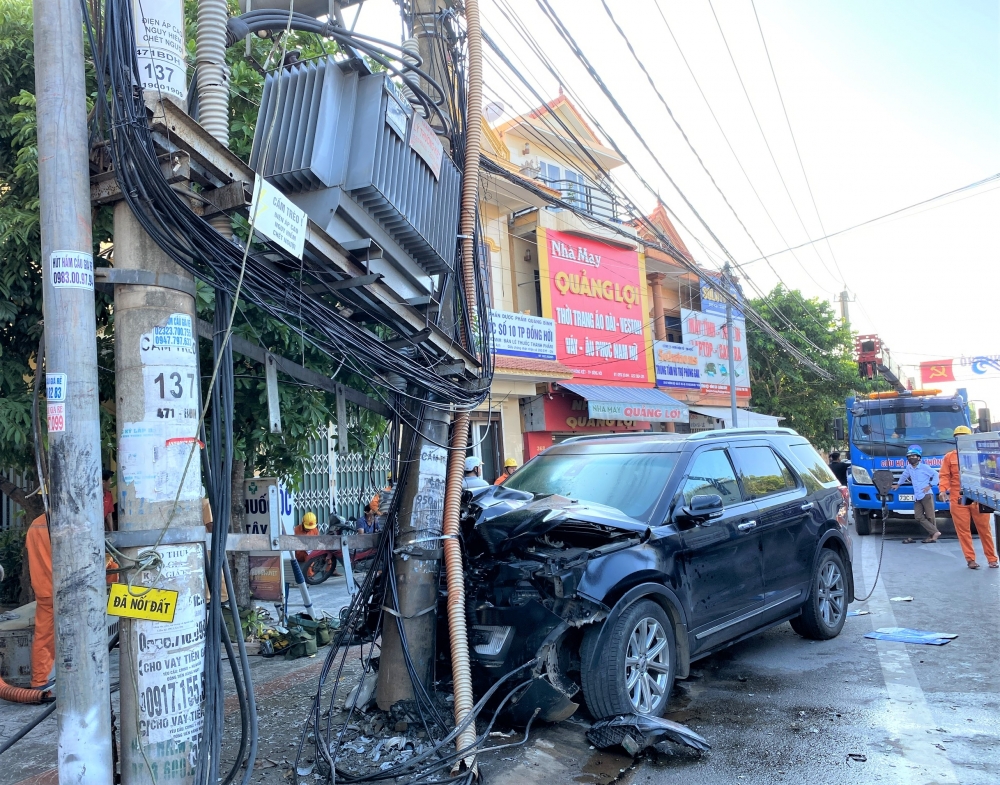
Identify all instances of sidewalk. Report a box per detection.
[1,572,357,785]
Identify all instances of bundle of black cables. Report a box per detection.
[88,0,492,416]
[291,404,543,785]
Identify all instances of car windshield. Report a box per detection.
[852,405,967,457]
[503,451,679,521]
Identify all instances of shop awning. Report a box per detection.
[689,406,783,429]
[559,383,689,424]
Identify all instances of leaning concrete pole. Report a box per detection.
[33,0,114,779]
[115,3,207,783]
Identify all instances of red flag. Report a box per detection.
[920,359,955,384]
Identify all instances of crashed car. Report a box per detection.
[458,428,853,723]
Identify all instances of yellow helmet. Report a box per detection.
[953,425,972,436]
[504,458,518,468]
[302,511,318,529]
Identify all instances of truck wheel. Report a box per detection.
[580,599,675,719]
[855,510,871,536]
[790,550,848,640]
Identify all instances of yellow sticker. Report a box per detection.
[107,584,179,623]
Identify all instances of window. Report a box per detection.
[789,444,839,493]
[680,450,742,506]
[538,161,560,184]
[732,446,797,499]
[852,406,967,457]
[562,170,585,209]
[503,452,678,521]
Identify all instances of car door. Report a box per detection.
[730,443,812,622]
[674,446,764,651]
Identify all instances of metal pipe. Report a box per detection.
[441,410,476,764]
[32,0,114,778]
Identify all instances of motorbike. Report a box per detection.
[301,515,380,585]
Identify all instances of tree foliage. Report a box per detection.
[747,286,876,448]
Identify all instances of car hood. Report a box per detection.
[471,486,649,555]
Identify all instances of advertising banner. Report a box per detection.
[538,228,654,384]
[587,400,688,424]
[700,276,743,318]
[244,478,295,601]
[653,341,701,390]
[490,310,557,360]
[681,308,750,396]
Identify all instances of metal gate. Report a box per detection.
[292,424,391,531]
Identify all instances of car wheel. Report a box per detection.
[854,510,871,536]
[790,550,848,640]
[581,599,675,719]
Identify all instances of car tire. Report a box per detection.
[855,510,871,536]
[790,549,848,640]
[580,599,675,719]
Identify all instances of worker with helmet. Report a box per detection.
[939,426,999,569]
[293,511,319,563]
[462,456,490,490]
[493,457,519,486]
[892,445,941,543]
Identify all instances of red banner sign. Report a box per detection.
[920,359,955,384]
[538,228,654,384]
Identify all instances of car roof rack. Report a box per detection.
[686,427,798,441]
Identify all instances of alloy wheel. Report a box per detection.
[624,616,671,714]
[817,560,845,627]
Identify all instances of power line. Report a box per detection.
[736,173,1000,266]
[750,0,847,287]
[706,0,840,286]
[530,0,828,353]
[598,0,833,332]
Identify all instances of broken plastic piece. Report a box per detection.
[586,714,710,754]
[847,610,871,616]
[889,596,914,602]
[864,627,957,645]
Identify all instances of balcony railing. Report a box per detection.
[541,177,622,222]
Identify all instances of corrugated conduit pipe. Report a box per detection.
[196,0,231,145]
[444,0,483,769]
[0,676,46,704]
[442,409,476,767]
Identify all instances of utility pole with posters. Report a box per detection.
[32,0,114,779]
[113,2,208,783]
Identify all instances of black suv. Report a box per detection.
[458,428,853,723]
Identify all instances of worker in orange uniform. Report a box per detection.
[370,473,393,515]
[939,426,999,569]
[25,514,55,693]
[294,511,319,562]
[494,458,519,485]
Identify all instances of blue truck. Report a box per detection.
[846,389,971,535]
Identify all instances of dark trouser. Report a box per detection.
[913,495,939,536]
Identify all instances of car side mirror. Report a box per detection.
[677,494,725,525]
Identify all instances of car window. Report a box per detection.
[680,450,742,506]
[789,444,840,493]
[503,452,679,521]
[732,446,797,499]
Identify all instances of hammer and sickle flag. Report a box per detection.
[920,359,955,384]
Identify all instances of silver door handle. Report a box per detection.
[801,502,815,510]
[738,521,757,531]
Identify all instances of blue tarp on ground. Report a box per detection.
[864,627,958,645]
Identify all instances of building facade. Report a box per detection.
[473,96,769,480]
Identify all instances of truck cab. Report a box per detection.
[846,390,971,535]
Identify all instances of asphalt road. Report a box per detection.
[486,517,1000,785]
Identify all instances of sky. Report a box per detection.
[351,0,1000,412]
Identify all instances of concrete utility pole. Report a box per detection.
[838,288,851,328]
[723,263,739,428]
[115,3,207,783]
[376,403,451,709]
[33,0,114,779]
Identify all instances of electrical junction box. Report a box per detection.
[249,56,462,298]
